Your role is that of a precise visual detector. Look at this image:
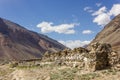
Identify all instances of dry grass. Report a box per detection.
[0,64,120,80]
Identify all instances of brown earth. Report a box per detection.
[0,64,120,80]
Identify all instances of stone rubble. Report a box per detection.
[11,42,120,72]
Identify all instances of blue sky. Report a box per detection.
[0,0,120,49]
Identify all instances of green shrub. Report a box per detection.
[9,62,18,68]
[50,68,75,80]
[79,73,100,80]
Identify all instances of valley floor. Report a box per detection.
[0,64,120,80]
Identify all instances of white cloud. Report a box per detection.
[109,4,120,16]
[93,13,111,26]
[92,6,110,26]
[84,7,91,11]
[59,40,90,49]
[82,30,94,34]
[92,4,120,26]
[92,6,107,16]
[84,7,94,13]
[37,21,79,34]
[96,3,102,7]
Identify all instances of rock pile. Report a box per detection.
[85,43,111,71]
[84,42,119,71]
[29,42,118,72]
[14,42,119,72]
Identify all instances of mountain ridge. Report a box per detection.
[0,17,66,60]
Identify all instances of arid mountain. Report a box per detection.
[0,18,66,60]
[88,14,120,53]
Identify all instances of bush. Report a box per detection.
[9,62,18,68]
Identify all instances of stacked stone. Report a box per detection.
[95,43,111,70]
[108,51,119,66]
[42,42,120,71]
[87,42,112,71]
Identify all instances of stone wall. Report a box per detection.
[10,42,120,72]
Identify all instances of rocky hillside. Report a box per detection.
[88,14,120,53]
[0,18,66,60]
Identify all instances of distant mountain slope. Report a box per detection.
[88,14,120,53]
[0,18,66,60]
